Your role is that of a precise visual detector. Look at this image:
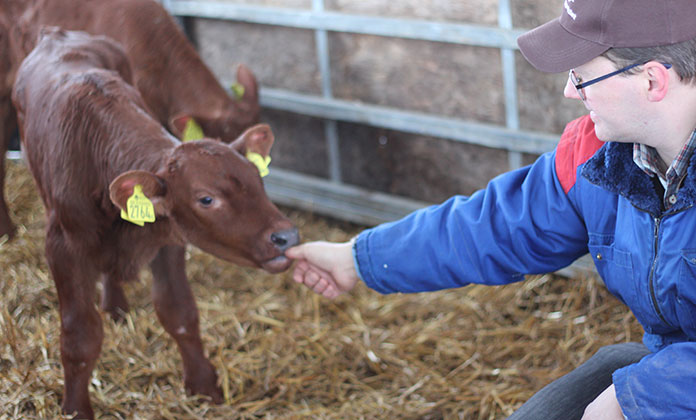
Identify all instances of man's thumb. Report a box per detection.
[284,244,306,259]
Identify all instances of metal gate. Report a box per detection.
[161,0,563,223]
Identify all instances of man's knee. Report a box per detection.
[591,342,651,366]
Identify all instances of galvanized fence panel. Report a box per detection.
[164,0,562,218]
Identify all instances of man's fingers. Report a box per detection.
[286,241,354,299]
[305,269,321,288]
[307,264,333,283]
[313,278,328,294]
[292,260,310,283]
[284,244,305,260]
[323,286,341,300]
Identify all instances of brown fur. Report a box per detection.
[0,0,261,238]
[11,28,296,419]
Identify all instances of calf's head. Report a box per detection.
[169,65,261,142]
[109,124,298,273]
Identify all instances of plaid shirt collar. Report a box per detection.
[633,129,696,209]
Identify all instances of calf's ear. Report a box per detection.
[170,114,206,141]
[236,64,259,102]
[230,123,274,157]
[109,170,170,216]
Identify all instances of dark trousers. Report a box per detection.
[507,342,651,420]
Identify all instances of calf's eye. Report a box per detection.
[198,196,214,206]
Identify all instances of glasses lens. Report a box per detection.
[569,70,585,100]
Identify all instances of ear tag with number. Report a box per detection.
[231,82,245,100]
[182,118,204,142]
[245,151,271,177]
[120,184,156,226]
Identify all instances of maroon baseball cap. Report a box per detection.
[518,0,696,73]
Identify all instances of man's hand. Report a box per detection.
[285,240,360,299]
[582,384,625,420]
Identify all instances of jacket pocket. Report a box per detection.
[677,250,696,335]
[588,233,634,306]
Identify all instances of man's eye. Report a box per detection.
[198,196,214,206]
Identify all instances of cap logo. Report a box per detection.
[564,0,577,20]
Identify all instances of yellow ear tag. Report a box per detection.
[245,151,271,177]
[120,184,156,226]
[231,82,245,100]
[182,118,204,142]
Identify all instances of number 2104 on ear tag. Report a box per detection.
[120,184,156,226]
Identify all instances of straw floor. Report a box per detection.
[1,160,643,419]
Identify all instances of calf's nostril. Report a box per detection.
[270,232,287,247]
[270,228,300,250]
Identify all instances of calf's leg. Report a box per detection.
[150,244,223,403]
[100,274,130,322]
[45,222,103,420]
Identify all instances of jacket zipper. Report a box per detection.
[585,174,691,328]
[648,217,671,327]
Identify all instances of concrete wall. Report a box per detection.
[190,0,586,204]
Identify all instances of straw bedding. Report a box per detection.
[1,160,642,419]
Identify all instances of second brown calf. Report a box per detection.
[1,0,261,240]
[12,27,298,419]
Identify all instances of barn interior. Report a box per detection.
[1,1,640,419]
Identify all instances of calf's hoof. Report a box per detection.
[103,304,129,323]
[0,222,17,241]
[185,367,224,404]
[62,401,94,420]
[100,288,130,323]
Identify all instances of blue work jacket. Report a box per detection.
[354,115,696,419]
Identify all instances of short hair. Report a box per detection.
[602,37,696,85]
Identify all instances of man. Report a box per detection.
[286,1,696,419]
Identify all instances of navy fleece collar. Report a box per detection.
[582,141,696,216]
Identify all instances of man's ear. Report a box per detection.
[230,123,274,157]
[109,170,170,217]
[645,61,671,102]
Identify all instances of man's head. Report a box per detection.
[519,0,696,151]
[518,0,696,74]
[602,40,696,86]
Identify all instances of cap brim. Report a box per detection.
[517,18,610,73]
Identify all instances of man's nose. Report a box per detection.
[564,76,582,100]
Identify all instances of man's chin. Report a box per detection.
[592,124,610,143]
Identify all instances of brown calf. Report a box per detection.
[11,27,297,419]
[1,0,261,240]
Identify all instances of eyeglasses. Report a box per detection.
[569,61,672,101]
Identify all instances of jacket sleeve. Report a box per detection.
[614,342,696,419]
[354,149,591,294]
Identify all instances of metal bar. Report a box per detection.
[499,0,522,170]
[6,151,21,161]
[159,0,186,27]
[313,0,342,183]
[313,0,332,97]
[168,1,525,49]
[556,254,597,279]
[265,167,430,226]
[258,87,559,155]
